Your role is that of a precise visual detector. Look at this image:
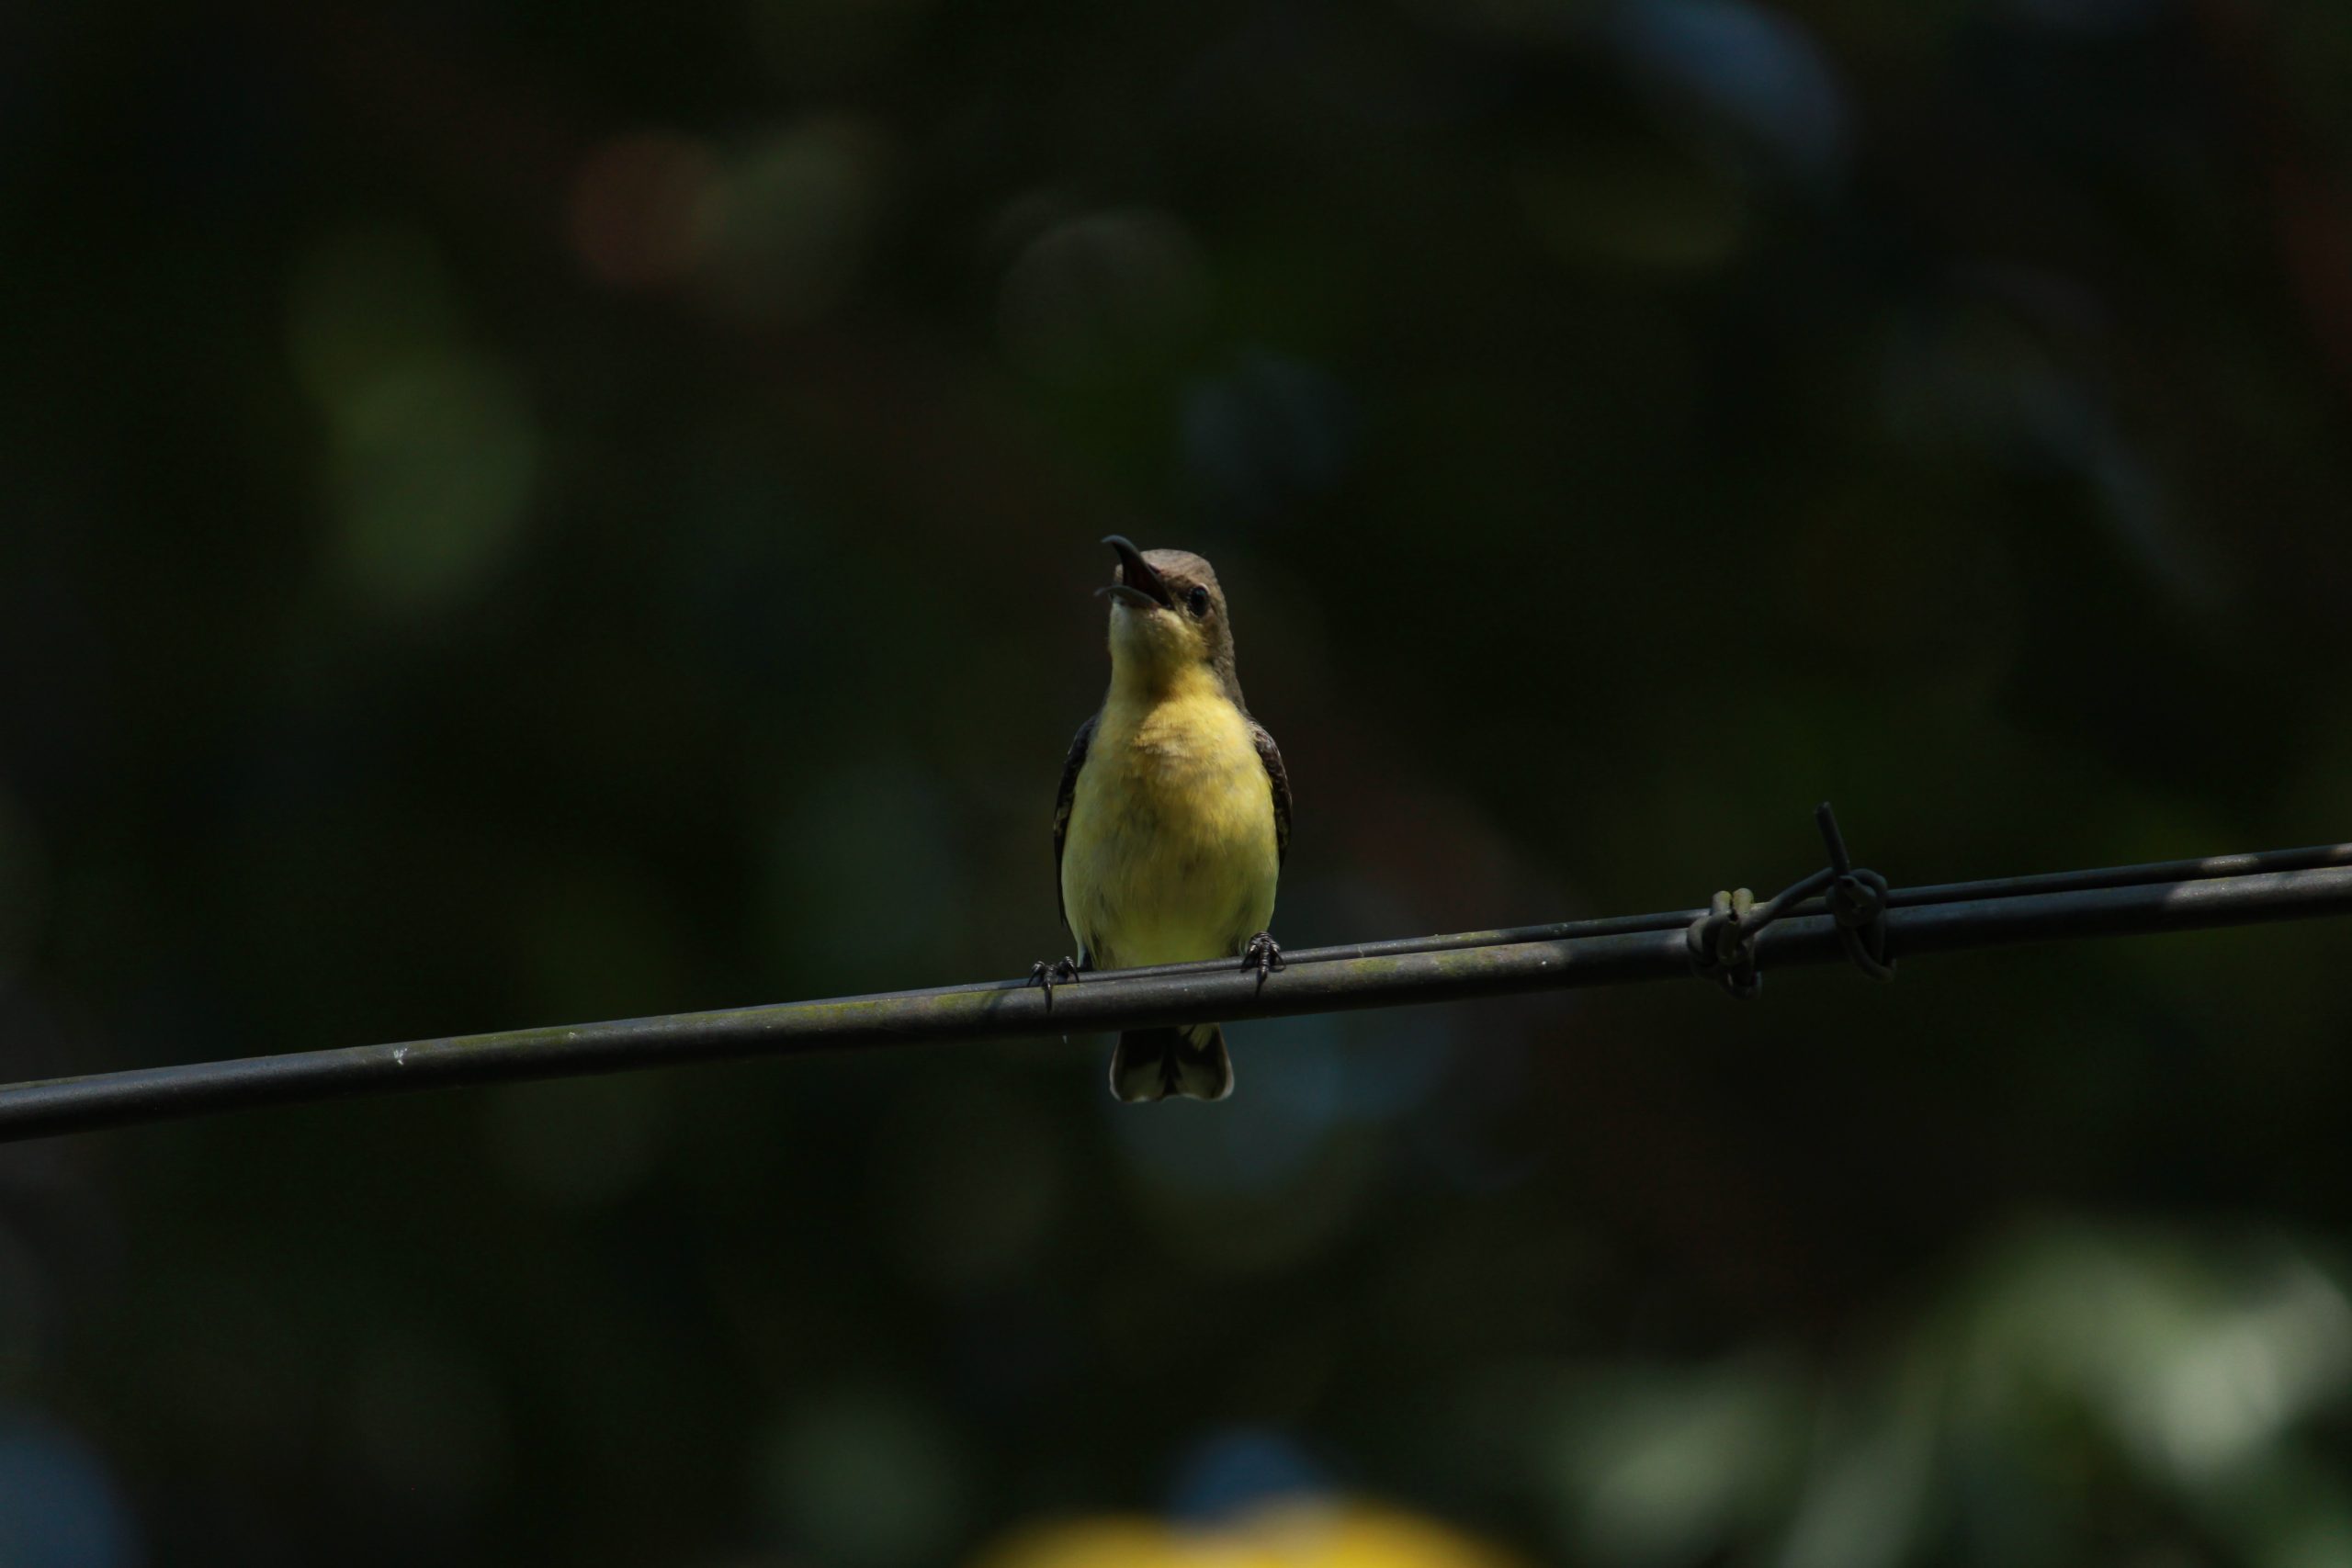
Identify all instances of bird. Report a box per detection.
[1032,536,1291,1101]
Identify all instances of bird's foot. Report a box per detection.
[1240,931,1285,987]
[1027,956,1082,1007]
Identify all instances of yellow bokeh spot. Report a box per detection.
[970,1499,1528,1568]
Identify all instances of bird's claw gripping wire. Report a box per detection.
[1240,931,1285,988]
[1027,957,1082,1007]
[1687,803,1894,998]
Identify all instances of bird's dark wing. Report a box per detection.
[1251,721,1292,866]
[1052,713,1097,932]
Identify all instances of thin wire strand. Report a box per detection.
[888,838,2352,998]
[1885,840,2352,905]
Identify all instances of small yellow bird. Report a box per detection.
[1033,536,1291,1101]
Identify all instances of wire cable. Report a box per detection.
[0,807,2346,1142]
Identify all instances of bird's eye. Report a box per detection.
[1186,585,1211,617]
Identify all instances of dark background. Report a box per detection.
[4,0,2352,1563]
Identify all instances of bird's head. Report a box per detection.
[1099,535,1238,695]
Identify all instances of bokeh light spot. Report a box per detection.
[0,1412,141,1568]
[324,355,538,612]
[1165,1428,1329,1522]
[697,119,885,326]
[569,131,721,289]
[1610,0,1848,182]
[757,1390,968,1566]
[973,1497,1530,1567]
[286,225,457,409]
[999,208,1208,379]
[287,226,539,615]
[1182,353,1360,518]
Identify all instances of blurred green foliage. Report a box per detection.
[2,0,2352,1563]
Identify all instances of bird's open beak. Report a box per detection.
[1098,535,1173,610]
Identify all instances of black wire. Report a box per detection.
[0,847,2347,1143]
[1887,840,2352,906]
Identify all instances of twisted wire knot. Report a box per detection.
[1817,803,1895,982]
[1687,887,1765,998]
[1686,803,1896,998]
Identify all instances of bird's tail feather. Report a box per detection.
[1109,1024,1232,1102]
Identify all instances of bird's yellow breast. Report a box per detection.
[1061,674,1279,972]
